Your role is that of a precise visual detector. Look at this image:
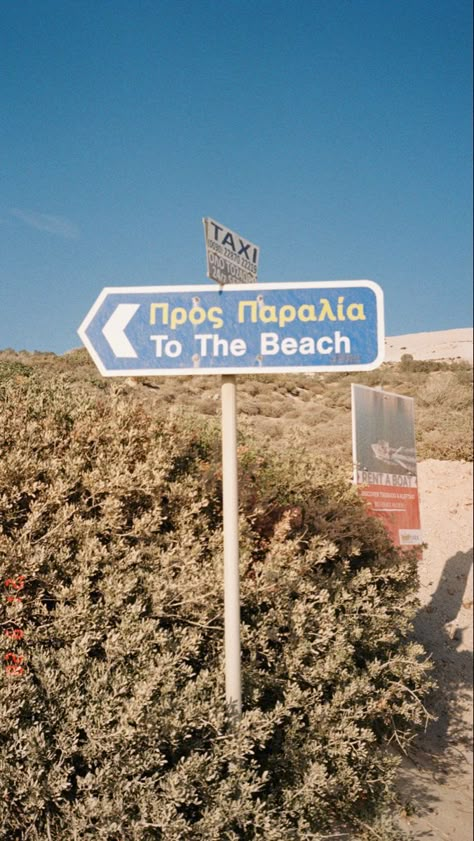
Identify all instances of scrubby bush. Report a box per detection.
[2,353,473,462]
[0,360,33,382]
[0,374,433,840]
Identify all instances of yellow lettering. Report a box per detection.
[279,305,296,327]
[259,304,278,323]
[208,306,223,329]
[189,306,206,326]
[298,304,317,322]
[170,307,187,329]
[149,303,169,326]
[319,298,337,321]
[238,301,258,323]
[347,303,366,321]
[336,296,345,321]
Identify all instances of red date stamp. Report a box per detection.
[4,652,25,675]
[3,575,26,677]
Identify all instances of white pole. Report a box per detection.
[221,374,242,722]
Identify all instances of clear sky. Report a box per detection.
[1,0,472,354]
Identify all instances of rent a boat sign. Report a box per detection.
[78,280,384,377]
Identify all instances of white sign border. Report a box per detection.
[78,280,385,377]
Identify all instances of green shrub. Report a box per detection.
[0,377,433,840]
[0,360,33,382]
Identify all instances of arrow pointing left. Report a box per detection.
[102,304,139,358]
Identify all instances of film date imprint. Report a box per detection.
[3,575,26,676]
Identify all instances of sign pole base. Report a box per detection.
[221,374,242,724]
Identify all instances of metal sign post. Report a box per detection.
[221,374,242,721]
[78,277,385,727]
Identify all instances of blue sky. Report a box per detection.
[1,0,472,354]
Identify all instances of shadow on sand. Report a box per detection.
[414,548,473,752]
[395,548,473,833]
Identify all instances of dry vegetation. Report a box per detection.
[1,348,472,464]
[0,349,471,840]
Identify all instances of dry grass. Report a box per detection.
[1,348,472,463]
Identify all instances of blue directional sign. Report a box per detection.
[78,281,384,376]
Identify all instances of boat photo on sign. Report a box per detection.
[352,384,422,547]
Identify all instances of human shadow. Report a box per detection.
[413,548,473,756]
[395,548,473,830]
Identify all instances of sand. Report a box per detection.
[369,328,474,837]
[385,328,473,364]
[395,459,473,839]
[386,324,473,838]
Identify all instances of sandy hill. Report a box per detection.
[385,327,473,363]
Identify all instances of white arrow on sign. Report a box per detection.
[102,304,139,358]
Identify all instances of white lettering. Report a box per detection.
[194,334,248,357]
[299,337,315,354]
[281,337,298,355]
[259,332,351,358]
[150,335,182,358]
[334,331,351,353]
[230,338,246,356]
[260,332,280,355]
[316,336,333,354]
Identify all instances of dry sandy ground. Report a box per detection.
[378,329,473,838]
[396,459,473,840]
[385,328,473,363]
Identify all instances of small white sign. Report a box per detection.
[203,217,259,285]
[399,529,423,545]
